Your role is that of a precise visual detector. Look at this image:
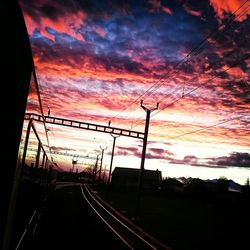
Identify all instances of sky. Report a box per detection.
[19,0,250,185]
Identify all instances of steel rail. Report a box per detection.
[80,185,134,249]
[82,184,157,249]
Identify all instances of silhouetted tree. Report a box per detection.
[246,178,249,186]
[242,177,250,196]
[217,176,229,193]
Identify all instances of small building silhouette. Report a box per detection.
[111,167,162,192]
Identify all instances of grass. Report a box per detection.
[97,187,250,250]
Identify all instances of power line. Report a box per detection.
[149,115,246,144]
[146,1,250,102]
[123,10,248,131]
[156,55,249,107]
[31,67,53,162]
[130,54,249,130]
[109,0,249,124]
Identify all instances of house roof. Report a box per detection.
[112,167,162,180]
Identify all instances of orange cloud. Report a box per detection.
[34,57,157,85]
[209,0,250,22]
[23,10,86,41]
[222,65,248,81]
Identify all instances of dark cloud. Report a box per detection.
[75,0,123,20]
[115,146,140,157]
[208,152,250,168]
[115,145,175,160]
[169,155,198,165]
[40,4,61,21]
[50,146,75,152]
[146,147,175,160]
[167,154,228,168]
[149,147,174,155]
[20,0,76,22]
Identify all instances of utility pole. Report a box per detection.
[98,145,107,184]
[108,134,120,184]
[134,100,159,221]
[72,156,77,173]
[102,165,107,182]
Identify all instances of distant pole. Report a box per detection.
[93,153,100,184]
[102,165,107,182]
[134,100,159,220]
[108,134,120,184]
[35,141,41,168]
[98,145,107,183]
[40,152,46,184]
[21,118,33,168]
[72,156,77,173]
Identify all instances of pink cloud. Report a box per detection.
[162,5,173,15]
[91,25,106,38]
[183,5,202,17]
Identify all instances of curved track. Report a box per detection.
[26,183,170,250]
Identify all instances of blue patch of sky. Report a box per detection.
[31,29,54,46]
[119,10,207,62]
[33,27,80,48]
[39,0,219,69]
[53,31,77,44]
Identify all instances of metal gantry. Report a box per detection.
[24,113,145,139]
[21,147,97,160]
[25,106,153,220]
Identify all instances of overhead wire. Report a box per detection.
[149,115,246,145]
[31,64,54,163]
[130,54,249,130]
[153,56,249,118]
[148,0,250,102]
[129,1,250,129]
[109,0,249,125]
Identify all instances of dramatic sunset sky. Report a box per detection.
[19,0,250,185]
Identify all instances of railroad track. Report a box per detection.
[81,184,171,250]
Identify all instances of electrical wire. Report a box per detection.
[149,115,246,144]
[130,54,249,130]
[108,0,249,123]
[32,66,53,162]
[147,1,250,102]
